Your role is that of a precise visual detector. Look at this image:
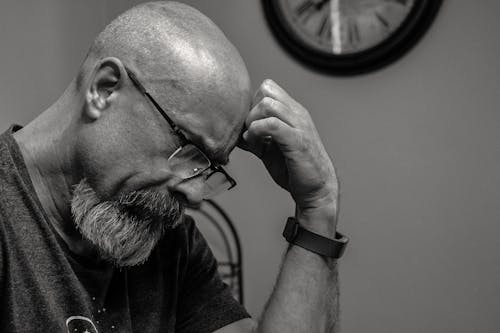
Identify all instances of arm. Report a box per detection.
[217,79,342,333]
[258,210,340,332]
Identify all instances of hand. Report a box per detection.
[241,80,339,231]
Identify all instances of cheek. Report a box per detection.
[76,141,180,201]
[75,105,178,199]
[75,126,154,200]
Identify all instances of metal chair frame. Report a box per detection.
[197,199,244,305]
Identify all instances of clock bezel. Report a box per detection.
[262,0,443,75]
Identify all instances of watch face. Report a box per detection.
[276,0,416,55]
[263,0,442,74]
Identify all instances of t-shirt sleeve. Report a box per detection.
[175,216,250,333]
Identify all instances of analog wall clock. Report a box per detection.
[262,0,443,75]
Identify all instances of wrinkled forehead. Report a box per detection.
[140,29,252,164]
[173,87,251,166]
[138,63,251,166]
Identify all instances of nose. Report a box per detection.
[171,176,206,209]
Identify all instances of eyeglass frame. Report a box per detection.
[125,66,237,191]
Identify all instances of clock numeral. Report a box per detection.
[347,20,360,45]
[295,0,329,24]
[375,12,389,28]
[295,0,316,16]
[316,13,331,39]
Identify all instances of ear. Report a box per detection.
[85,57,125,120]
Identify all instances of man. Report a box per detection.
[0,1,346,332]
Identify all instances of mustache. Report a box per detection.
[117,187,184,223]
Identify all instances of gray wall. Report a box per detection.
[1,1,499,332]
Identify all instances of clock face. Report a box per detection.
[262,0,442,74]
[277,0,415,54]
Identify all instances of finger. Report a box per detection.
[237,129,265,154]
[252,79,294,108]
[244,117,299,153]
[236,134,251,152]
[252,82,266,108]
[245,96,295,129]
[241,128,267,158]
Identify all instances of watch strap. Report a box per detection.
[283,217,348,259]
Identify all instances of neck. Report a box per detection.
[13,80,98,258]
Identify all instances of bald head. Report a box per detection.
[79,1,250,110]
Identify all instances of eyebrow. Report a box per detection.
[184,133,228,167]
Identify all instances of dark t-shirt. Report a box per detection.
[0,125,249,332]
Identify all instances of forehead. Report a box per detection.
[135,73,250,166]
[175,104,248,166]
[143,47,252,164]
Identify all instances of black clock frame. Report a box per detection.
[261,0,443,75]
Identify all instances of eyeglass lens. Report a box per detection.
[167,144,233,198]
[167,144,211,179]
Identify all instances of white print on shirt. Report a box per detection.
[66,316,99,333]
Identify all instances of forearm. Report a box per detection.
[256,206,340,333]
[243,78,343,333]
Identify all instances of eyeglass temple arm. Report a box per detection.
[126,67,236,188]
[125,68,186,139]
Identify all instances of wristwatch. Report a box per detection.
[283,217,348,259]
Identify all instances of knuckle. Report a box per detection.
[261,96,274,108]
[247,120,258,132]
[262,107,273,118]
[267,117,280,130]
[298,132,310,152]
[261,97,276,114]
[261,79,274,95]
[262,78,274,88]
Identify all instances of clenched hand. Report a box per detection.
[241,79,339,234]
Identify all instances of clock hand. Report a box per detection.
[315,0,330,11]
[296,0,330,17]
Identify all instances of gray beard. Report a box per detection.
[71,179,184,267]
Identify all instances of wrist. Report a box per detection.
[295,200,338,239]
[283,217,348,259]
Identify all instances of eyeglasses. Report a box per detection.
[125,67,237,198]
